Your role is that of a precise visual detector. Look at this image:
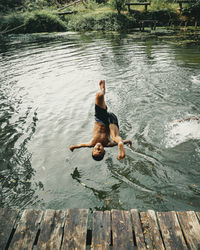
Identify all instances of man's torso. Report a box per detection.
[92,121,111,146]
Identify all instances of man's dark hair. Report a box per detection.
[92,151,105,161]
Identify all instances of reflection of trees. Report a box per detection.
[144,40,155,60]
[99,33,131,72]
[174,43,200,64]
[0,81,43,209]
[99,33,157,73]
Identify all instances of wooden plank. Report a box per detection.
[111,209,134,249]
[140,211,154,249]
[36,209,65,249]
[140,210,165,250]
[8,209,43,250]
[62,209,88,250]
[130,209,146,250]
[196,212,200,221]
[157,211,187,250]
[91,211,110,250]
[177,211,200,249]
[0,208,19,249]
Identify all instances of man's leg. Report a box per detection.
[95,80,106,109]
[109,124,125,160]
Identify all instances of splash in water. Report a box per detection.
[164,118,200,148]
[191,74,200,85]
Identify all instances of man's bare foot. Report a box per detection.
[118,142,125,160]
[99,80,105,93]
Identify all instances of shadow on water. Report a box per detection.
[71,167,123,211]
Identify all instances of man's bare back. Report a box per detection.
[69,80,132,160]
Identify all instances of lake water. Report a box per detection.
[0,31,200,211]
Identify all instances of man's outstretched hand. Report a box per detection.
[118,142,125,160]
[117,140,132,160]
[69,146,74,152]
[124,140,132,147]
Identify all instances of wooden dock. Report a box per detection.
[0,208,200,249]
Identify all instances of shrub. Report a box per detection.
[151,0,174,11]
[24,11,67,33]
[0,11,67,34]
[0,14,25,34]
[109,0,126,14]
[22,0,59,11]
[66,12,136,31]
[182,0,200,20]
[86,0,99,9]
[0,0,23,12]
[151,10,179,25]
[131,9,178,26]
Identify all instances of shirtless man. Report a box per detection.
[69,80,132,161]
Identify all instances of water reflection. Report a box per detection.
[0,79,43,208]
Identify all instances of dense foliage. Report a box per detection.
[24,11,67,32]
[0,0,200,33]
[182,0,200,20]
[109,0,125,14]
[0,0,22,12]
[0,0,61,12]
[0,11,67,34]
[66,12,135,30]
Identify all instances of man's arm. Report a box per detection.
[106,140,132,148]
[69,142,93,152]
[123,140,132,146]
[106,141,117,147]
[109,138,132,160]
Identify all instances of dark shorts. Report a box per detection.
[95,104,119,128]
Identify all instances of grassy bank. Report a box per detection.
[0,10,67,34]
[0,0,199,34]
[0,9,136,34]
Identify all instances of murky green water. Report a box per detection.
[0,31,200,211]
